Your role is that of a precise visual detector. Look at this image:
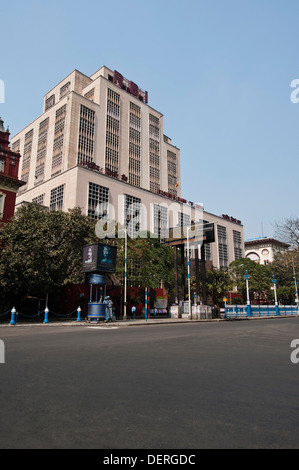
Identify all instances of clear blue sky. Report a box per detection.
[1,0,298,240]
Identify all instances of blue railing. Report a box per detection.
[225,304,299,319]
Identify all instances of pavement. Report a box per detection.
[1,313,298,327]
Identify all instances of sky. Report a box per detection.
[1,0,298,241]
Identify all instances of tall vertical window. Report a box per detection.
[149,114,160,193]
[125,194,141,238]
[21,129,34,192]
[218,225,228,269]
[88,182,109,220]
[233,230,242,260]
[50,185,64,211]
[178,212,190,228]
[35,118,49,185]
[154,204,168,240]
[52,104,67,176]
[129,102,141,187]
[167,150,178,196]
[78,105,95,165]
[0,193,5,219]
[106,89,120,173]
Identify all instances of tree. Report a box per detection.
[205,267,233,309]
[0,204,97,301]
[229,258,273,303]
[274,217,299,251]
[271,250,299,303]
[112,230,175,292]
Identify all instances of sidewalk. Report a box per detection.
[0,316,224,327]
[1,313,298,327]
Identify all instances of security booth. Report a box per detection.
[82,243,117,322]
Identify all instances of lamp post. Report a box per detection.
[272,275,279,315]
[292,260,299,307]
[187,226,192,319]
[124,227,127,320]
[244,270,251,316]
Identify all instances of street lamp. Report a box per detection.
[118,226,128,320]
[272,275,279,315]
[124,227,127,320]
[244,270,251,316]
[187,226,192,319]
[292,260,299,307]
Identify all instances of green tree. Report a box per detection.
[229,258,272,303]
[0,204,97,301]
[205,267,233,309]
[271,250,299,303]
[113,230,175,292]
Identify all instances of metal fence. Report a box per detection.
[225,304,299,319]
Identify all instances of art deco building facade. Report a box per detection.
[11,65,244,270]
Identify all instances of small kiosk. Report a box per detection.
[82,243,117,322]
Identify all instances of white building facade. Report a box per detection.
[11,65,244,269]
[245,237,289,264]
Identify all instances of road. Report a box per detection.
[1,318,299,449]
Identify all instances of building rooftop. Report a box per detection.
[245,237,290,248]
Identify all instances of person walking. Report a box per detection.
[131,305,136,319]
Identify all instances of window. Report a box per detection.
[178,212,190,228]
[125,194,141,238]
[106,90,120,172]
[233,230,243,260]
[167,150,178,195]
[45,94,55,111]
[204,243,212,261]
[0,193,5,219]
[78,105,95,165]
[154,204,168,240]
[50,185,64,211]
[88,183,109,220]
[32,194,45,206]
[60,82,70,99]
[218,225,228,269]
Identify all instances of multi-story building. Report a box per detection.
[11,66,244,271]
[0,118,25,224]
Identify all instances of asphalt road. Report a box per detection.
[1,318,299,449]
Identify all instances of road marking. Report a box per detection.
[87,326,119,330]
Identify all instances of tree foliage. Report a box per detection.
[229,258,273,302]
[104,228,175,292]
[0,204,97,297]
[205,267,233,306]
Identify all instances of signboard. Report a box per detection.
[113,70,148,104]
[164,223,215,245]
[82,243,117,273]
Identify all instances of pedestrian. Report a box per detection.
[131,305,136,319]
